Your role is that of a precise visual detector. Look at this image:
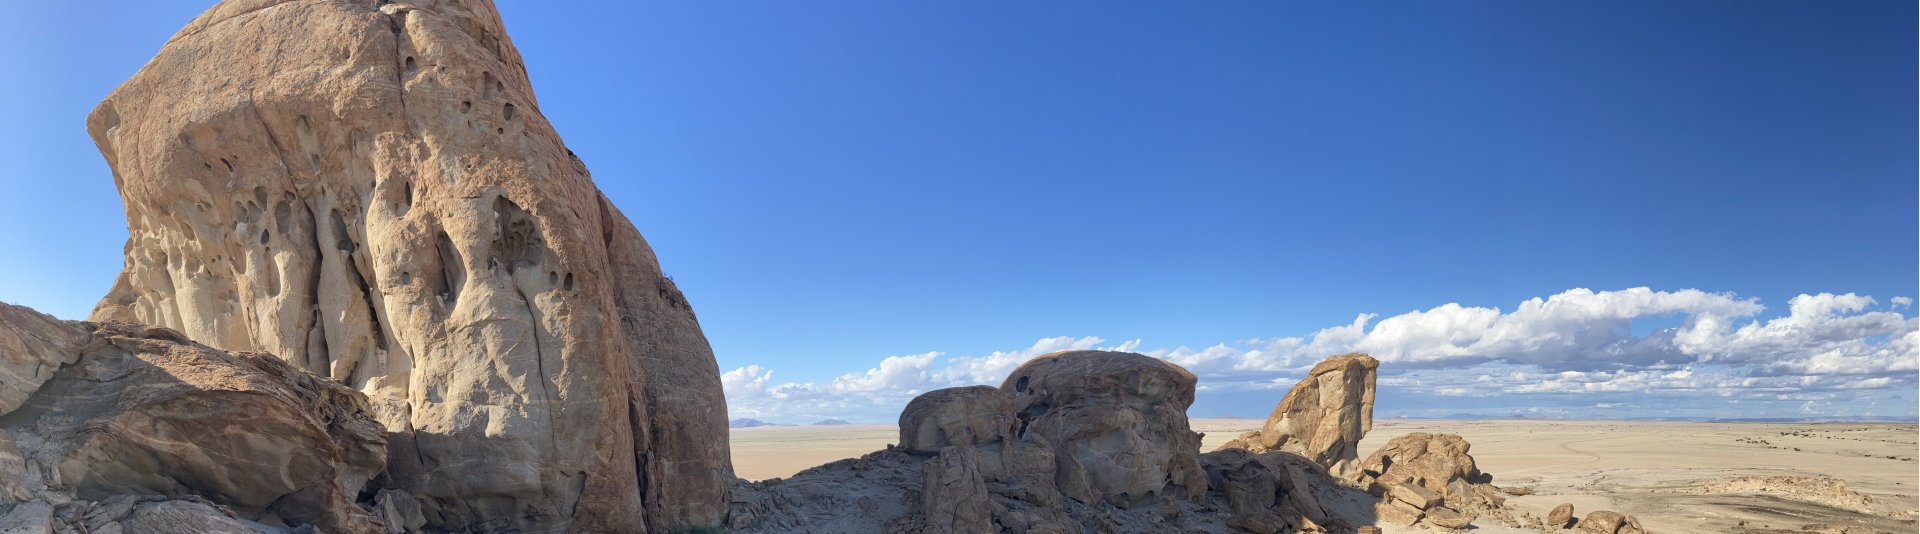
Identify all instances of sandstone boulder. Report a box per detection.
[0,319,384,533]
[1548,503,1575,529]
[1425,506,1477,529]
[83,0,731,530]
[1576,510,1627,533]
[1388,482,1443,509]
[0,303,86,415]
[1359,433,1499,512]
[900,386,1015,453]
[1219,353,1377,476]
[1000,350,1207,507]
[1373,498,1424,526]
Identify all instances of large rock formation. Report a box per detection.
[732,351,1398,534]
[1000,350,1208,507]
[1219,353,1377,476]
[82,0,730,530]
[0,302,384,533]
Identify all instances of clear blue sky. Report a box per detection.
[2,1,1913,422]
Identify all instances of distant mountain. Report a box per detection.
[812,419,852,426]
[730,418,778,428]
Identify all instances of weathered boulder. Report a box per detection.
[921,446,995,534]
[1388,482,1443,509]
[1576,510,1627,533]
[900,386,1014,453]
[0,319,384,533]
[1358,433,1499,513]
[1000,350,1207,507]
[1219,353,1377,476]
[1547,502,1575,529]
[83,0,731,530]
[1199,448,1341,533]
[0,303,86,415]
[1424,506,1477,529]
[1373,498,1423,526]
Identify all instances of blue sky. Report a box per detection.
[1,1,1913,423]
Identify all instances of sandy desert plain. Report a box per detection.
[733,418,1919,533]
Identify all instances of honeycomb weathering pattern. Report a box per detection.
[84,0,731,530]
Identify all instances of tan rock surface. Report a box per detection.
[899,385,1015,453]
[0,303,86,415]
[81,0,730,530]
[921,446,994,534]
[1219,353,1377,476]
[1000,350,1207,507]
[1359,433,1499,512]
[0,320,384,532]
[1547,502,1575,529]
[1574,510,1626,533]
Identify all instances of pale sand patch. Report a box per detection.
[729,419,1919,532]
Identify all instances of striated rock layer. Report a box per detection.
[1219,353,1377,476]
[0,301,385,533]
[82,0,730,530]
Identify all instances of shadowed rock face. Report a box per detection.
[1219,353,1377,476]
[81,0,730,530]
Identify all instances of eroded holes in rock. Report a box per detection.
[329,210,356,252]
[404,56,416,75]
[548,271,558,287]
[273,199,293,235]
[259,229,270,245]
[400,272,412,285]
[204,163,213,170]
[489,196,543,271]
[220,158,234,172]
[562,273,574,291]
[397,181,413,216]
[462,101,472,113]
[1015,376,1030,393]
[503,103,516,120]
[496,128,504,135]
[434,232,464,305]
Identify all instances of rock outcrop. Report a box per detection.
[1353,432,1511,530]
[82,0,730,530]
[731,351,1401,534]
[1001,350,1208,507]
[898,385,1015,453]
[0,302,384,533]
[1219,353,1377,476]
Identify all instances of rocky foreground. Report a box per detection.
[0,0,1794,532]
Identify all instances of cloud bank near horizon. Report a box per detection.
[721,287,1918,423]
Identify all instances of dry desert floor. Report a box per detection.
[731,419,1919,533]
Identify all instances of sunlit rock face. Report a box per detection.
[999,350,1208,507]
[83,0,731,530]
[1219,353,1377,476]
